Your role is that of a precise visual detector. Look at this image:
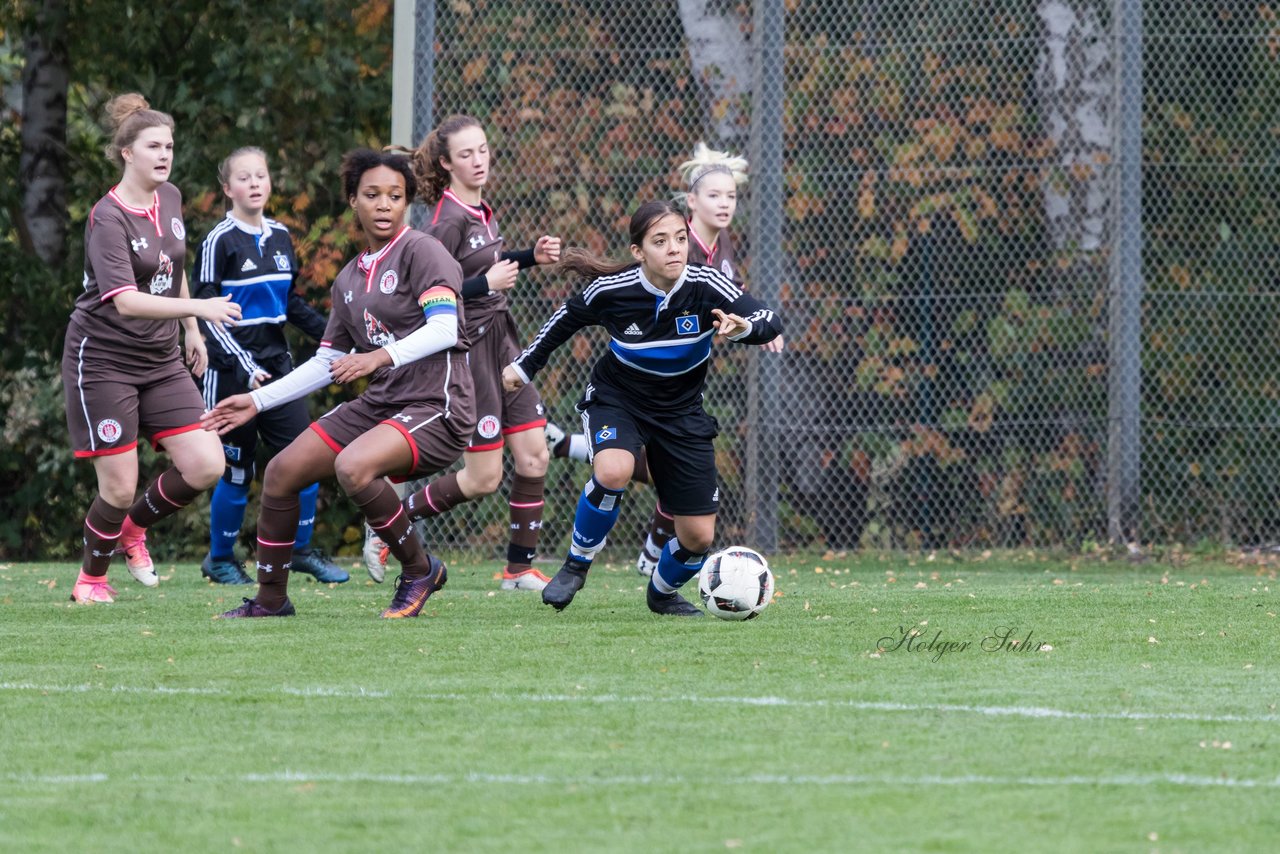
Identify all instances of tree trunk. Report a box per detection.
[1036,0,1111,253]
[676,0,752,144]
[19,0,70,268]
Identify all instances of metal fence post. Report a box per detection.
[1107,0,1143,543]
[747,0,784,553]
[409,0,435,229]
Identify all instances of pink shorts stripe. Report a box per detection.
[74,441,139,459]
[383,420,421,474]
[466,439,504,452]
[501,418,547,436]
[309,422,345,456]
[151,423,204,450]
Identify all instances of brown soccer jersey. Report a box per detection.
[424,189,506,339]
[322,227,470,410]
[687,222,741,286]
[68,183,189,371]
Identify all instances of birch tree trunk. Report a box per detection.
[676,0,752,144]
[19,0,69,267]
[1036,0,1111,253]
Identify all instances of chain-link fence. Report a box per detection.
[402,0,1280,558]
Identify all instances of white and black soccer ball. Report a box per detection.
[698,546,775,621]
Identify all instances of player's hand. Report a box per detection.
[249,369,272,390]
[330,350,391,384]
[185,335,208,378]
[200,295,241,327]
[502,364,525,392]
[485,259,521,292]
[763,334,785,353]
[202,393,257,434]
[534,235,562,265]
[712,308,750,340]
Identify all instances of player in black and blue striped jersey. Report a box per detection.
[503,200,782,616]
[193,147,347,585]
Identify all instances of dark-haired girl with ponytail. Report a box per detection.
[503,201,783,616]
[384,115,562,593]
[203,149,475,620]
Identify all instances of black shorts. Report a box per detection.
[203,360,311,485]
[576,392,720,516]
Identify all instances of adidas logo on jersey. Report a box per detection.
[240,258,258,272]
[624,323,642,336]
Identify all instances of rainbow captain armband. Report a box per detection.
[419,286,458,320]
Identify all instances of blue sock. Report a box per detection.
[294,482,318,551]
[568,477,625,562]
[209,478,250,559]
[651,539,708,594]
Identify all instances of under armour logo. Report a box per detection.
[260,563,274,573]
[344,290,353,303]
[131,237,149,252]
[468,235,486,249]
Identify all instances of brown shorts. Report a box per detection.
[310,394,471,478]
[467,313,546,452]
[63,343,206,458]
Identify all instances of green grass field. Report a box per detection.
[1,551,1277,852]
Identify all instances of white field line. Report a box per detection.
[4,770,1280,789]
[1,681,1275,724]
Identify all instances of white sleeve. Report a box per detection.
[382,313,458,368]
[248,346,342,412]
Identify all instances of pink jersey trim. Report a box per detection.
[383,419,421,473]
[100,285,135,303]
[688,220,718,265]
[108,187,163,236]
[441,190,497,240]
[501,418,547,436]
[360,226,411,292]
[74,441,139,459]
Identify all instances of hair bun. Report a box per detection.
[104,93,151,131]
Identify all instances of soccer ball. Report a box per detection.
[698,546,775,621]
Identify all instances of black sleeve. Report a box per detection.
[501,247,537,270]
[461,275,489,299]
[512,292,597,380]
[724,290,783,345]
[286,290,330,342]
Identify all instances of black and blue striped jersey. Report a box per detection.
[514,262,782,412]
[193,214,327,378]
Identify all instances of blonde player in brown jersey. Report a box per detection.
[385,115,561,592]
[61,93,242,604]
[203,149,475,619]
[546,143,782,576]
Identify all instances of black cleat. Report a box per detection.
[646,583,704,617]
[542,556,591,611]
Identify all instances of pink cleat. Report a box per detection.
[118,516,158,587]
[70,571,118,604]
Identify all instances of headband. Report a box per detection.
[688,164,735,192]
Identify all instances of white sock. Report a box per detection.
[567,434,591,462]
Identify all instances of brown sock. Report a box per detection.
[506,473,545,572]
[81,497,128,578]
[645,501,676,557]
[352,479,430,579]
[254,492,299,610]
[403,470,468,520]
[128,467,202,529]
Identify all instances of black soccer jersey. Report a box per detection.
[514,263,781,412]
[193,214,327,378]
